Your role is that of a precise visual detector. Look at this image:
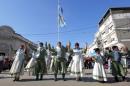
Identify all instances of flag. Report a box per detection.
[58,5,66,28]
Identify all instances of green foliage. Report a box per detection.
[45,42,48,49]
[48,43,51,50]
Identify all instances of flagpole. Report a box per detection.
[57,0,60,41]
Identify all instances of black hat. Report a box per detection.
[94,48,100,52]
[75,42,79,47]
[112,46,118,50]
[39,42,43,46]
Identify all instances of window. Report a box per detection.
[104,40,107,45]
[109,25,113,30]
[111,38,115,42]
[105,26,109,33]
[102,31,105,35]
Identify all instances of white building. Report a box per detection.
[88,39,98,56]
[88,31,103,56]
[98,7,130,49]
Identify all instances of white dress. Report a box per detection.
[121,58,127,68]
[25,52,36,70]
[10,49,25,75]
[121,52,128,68]
[69,48,83,77]
[46,49,52,70]
[92,54,107,81]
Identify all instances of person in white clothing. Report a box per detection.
[25,51,36,73]
[10,45,26,81]
[46,44,52,72]
[120,46,129,75]
[69,42,83,81]
[92,48,107,82]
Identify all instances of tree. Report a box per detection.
[48,43,51,50]
[45,42,48,49]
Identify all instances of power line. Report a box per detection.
[21,22,130,37]
[21,25,97,36]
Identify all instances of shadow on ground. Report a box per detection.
[16,76,127,83]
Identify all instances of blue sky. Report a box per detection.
[0,0,130,47]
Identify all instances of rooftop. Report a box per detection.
[99,7,130,26]
[0,25,36,47]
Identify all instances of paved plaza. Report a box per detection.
[0,69,130,86]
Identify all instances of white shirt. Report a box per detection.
[56,46,61,58]
[35,47,42,58]
[73,48,82,56]
[47,49,51,56]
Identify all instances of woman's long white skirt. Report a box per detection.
[10,57,24,75]
[46,55,52,68]
[121,58,127,68]
[25,58,36,70]
[70,55,83,77]
[93,62,107,81]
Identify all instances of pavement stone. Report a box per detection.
[0,69,130,86]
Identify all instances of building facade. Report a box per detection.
[0,25,37,58]
[98,7,130,49]
[88,31,103,55]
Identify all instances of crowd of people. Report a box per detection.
[1,41,130,83]
[0,54,12,73]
